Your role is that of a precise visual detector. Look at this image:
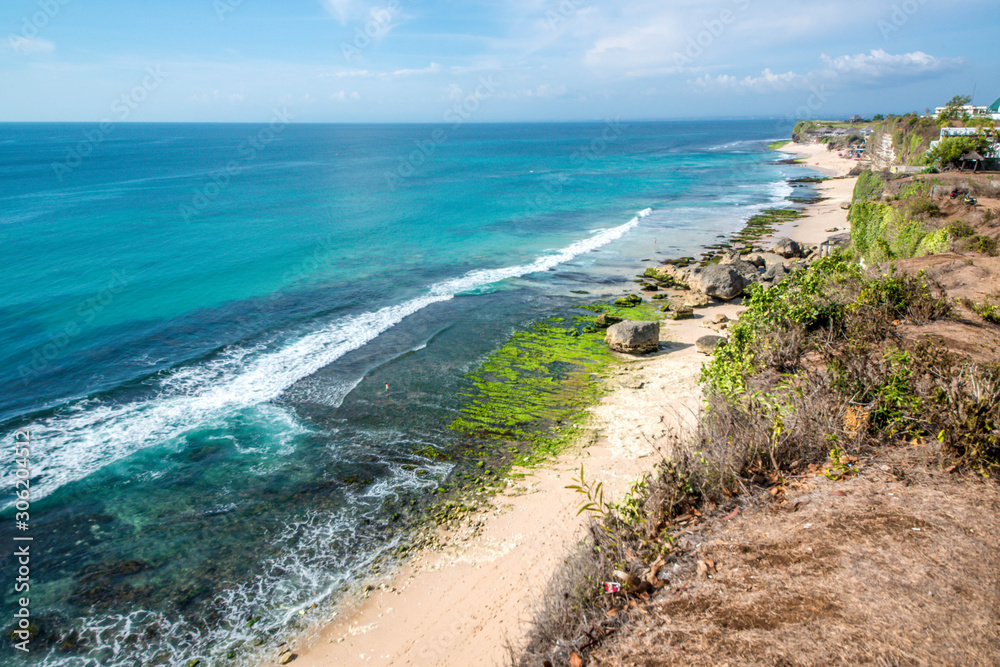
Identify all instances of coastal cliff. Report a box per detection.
[514,143,1000,667]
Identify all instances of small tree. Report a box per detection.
[938,94,973,123]
[925,134,988,169]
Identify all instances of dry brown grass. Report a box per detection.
[588,447,1000,667]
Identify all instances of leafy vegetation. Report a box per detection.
[701,254,856,395]
[925,134,991,169]
[699,254,1000,475]
[903,197,942,219]
[849,201,931,263]
[936,94,972,123]
[971,301,1000,324]
[852,170,886,203]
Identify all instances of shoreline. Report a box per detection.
[270,142,859,667]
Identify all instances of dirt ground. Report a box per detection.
[587,446,1000,667]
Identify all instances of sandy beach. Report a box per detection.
[280,145,859,667]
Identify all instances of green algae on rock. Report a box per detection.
[450,301,660,468]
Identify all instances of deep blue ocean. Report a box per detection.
[0,121,807,666]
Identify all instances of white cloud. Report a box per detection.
[391,62,441,77]
[7,36,55,55]
[324,63,441,79]
[819,50,962,79]
[695,68,806,93]
[190,90,246,104]
[321,0,402,41]
[330,90,361,101]
[696,50,963,94]
[327,69,374,78]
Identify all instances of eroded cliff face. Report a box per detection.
[865,130,896,171]
[794,116,944,170]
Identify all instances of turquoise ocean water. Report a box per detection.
[0,121,810,666]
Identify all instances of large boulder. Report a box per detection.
[650,254,760,300]
[696,335,727,355]
[762,262,789,284]
[756,251,790,269]
[773,237,804,259]
[605,320,660,354]
[688,264,748,301]
[719,251,763,285]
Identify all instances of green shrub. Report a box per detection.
[701,254,858,396]
[947,221,975,238]
[925,134,990,169]
[853,170,886,203]
[961,234,999,256]
[916,228,951,255]
[849,201,935,263]
[971,302,1000,323]
[896,180,930,201]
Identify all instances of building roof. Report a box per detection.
[989,96,1000,113]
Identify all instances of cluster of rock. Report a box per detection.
[599,235,854,356]
[645,236,848,301]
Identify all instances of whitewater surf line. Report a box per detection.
[3,209,651,507]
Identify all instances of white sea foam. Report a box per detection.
[5,209,650,506]
[43,459,451,667]
[768,179,794,203]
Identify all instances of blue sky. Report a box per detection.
[2,0,998,123]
